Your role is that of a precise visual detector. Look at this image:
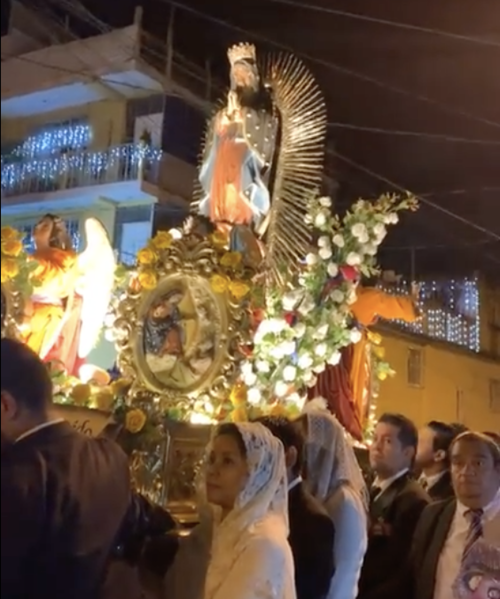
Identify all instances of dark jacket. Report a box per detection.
[357,472,430,599]
[427,471,454,502]
[288,481,335,599]
[0,421,171,599]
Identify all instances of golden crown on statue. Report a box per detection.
[227,42,257,66]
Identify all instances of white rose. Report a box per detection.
[294,322,306,338]
[319,246,333,260]
[313,362,326,374]
[315,343,327,357]
[332,234,345,248]
[282,365,297,382]
[319,196,332,207]
[303,371,317,387]
[327,350,342,365]
[282,289,304,311]
[274,381,290,398]
[297,295,315,315]
[351,222,368,240]
[350,328,362,344]
[364,243,377,256]
[325,262,338,278]
[243,370,257,386]
[384,212,399,224]
[247,387,262,405]
[282,340,297,356]
[270,345,286,360]
[317,235,330,248]
[346,252,362,266]
[330,289,345,303]
[373,222,387,240]
[346,289,358,305]
[314,323,329,339]
[256,360,270,373]
[314,212,328,228]
[305,253,319,267]
[304,213,313,224]
[298,353,313,369]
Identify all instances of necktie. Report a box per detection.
[462,509,483,560]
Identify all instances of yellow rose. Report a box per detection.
[136,247,157,265]
[368,331,382,346]
[1,238,23,257]
[1,258,19,280]
[152,231,173,250]
[230,407,248,422]
[209,230,228,249]
[220,251,242,269]
[137,270,158,290]
[373,346,386,359]
[70,383,92,405]
[1,226,18,241]
[229,280,250,300]
[230,383,247,407]
[210,274,229,294]
[94,388,115,411]
[377,371,388,381]
[270,403,287,417]
[125,408,147,434]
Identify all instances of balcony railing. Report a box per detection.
[1,143,161,199]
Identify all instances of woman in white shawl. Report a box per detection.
[163,421,296,599]
[298,405,368,599]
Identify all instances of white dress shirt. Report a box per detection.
[372,468,409,500]
[433,487,500,599]
[15,419,64,443]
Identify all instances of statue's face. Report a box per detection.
[231,62,257,90]
[33,217,53,248]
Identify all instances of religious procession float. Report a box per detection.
[1,42,420,521]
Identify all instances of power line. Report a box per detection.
[264,0,500,48]
[332,150,500,241]
[328,122,500,145]
[419,186,500,198]
[161,0,500,131]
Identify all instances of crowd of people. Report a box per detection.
[1,337,499,599]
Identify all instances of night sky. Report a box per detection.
[5,0,500,279]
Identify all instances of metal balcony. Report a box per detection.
[1,143,161,200]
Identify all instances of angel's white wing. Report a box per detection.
[76,218,116,358]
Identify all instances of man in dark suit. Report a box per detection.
[0,338,174,599]
[416,420,456,501]
[398,431,500,599]
[357,413,430,599]
[258,416,335,599]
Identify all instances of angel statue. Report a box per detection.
[22,214,115,377]
[195,42,327,281]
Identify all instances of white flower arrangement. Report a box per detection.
[245,193,418,412]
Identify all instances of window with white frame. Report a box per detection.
[407,347,424,387]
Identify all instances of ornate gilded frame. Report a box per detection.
[1,282,24,339]
[112,235,249,411]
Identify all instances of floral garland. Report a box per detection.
[241,193,418,412]
[1,226,40,295]
[134,229,254,304]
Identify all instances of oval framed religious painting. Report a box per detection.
[0,282,23,339]
[134,272,229,396]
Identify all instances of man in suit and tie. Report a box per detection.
[258,416,335,599]
[1,338,174,599]
[357,413,430,599]
[401,431,500,599]
[416,421,456,501]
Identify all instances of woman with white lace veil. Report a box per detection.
[163,421,296,599]
[298,403,368,599]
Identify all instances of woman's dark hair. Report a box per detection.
[379,413,418,449]
[256,416,304,476]
[215,423,247,457]
[42,214,74,251]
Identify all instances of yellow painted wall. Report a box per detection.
[375,327,500,431]
[1,99,127,149]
